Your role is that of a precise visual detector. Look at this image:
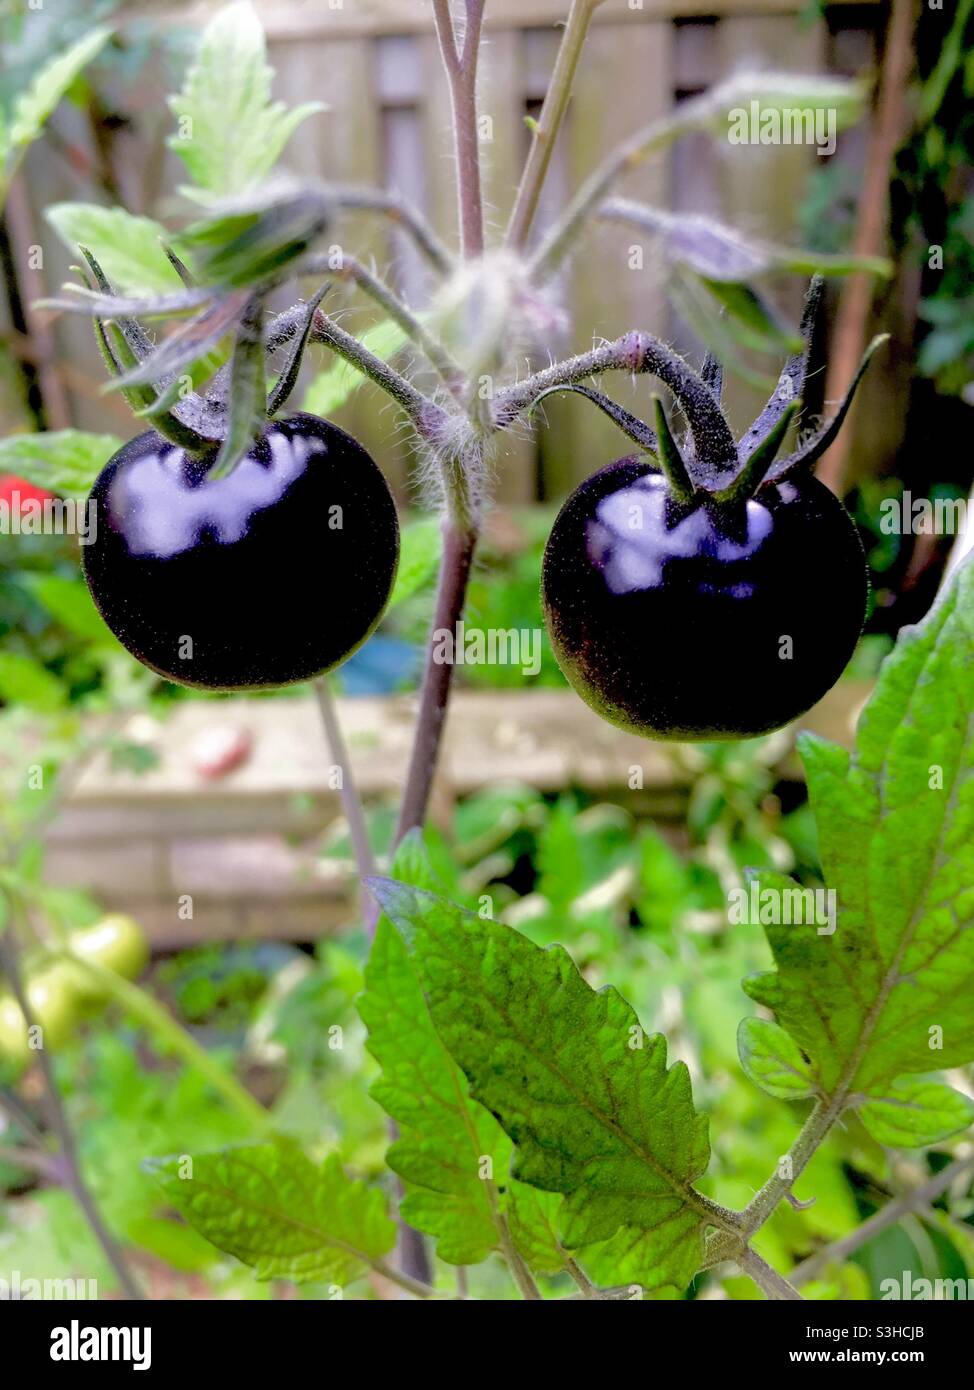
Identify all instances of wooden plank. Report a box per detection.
[45,682,869,813]
[34,680,871,945]
[713,14,827,438]
[145,0,880,43]
[480,27,538,504]
[270,35,410,495]
[542,18,673,497]
[419,32,459,261]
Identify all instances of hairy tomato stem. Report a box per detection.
[432,0,486,259]
[392,520,478,846]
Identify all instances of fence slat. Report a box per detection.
[163,0,879,42]
[273,35,411,495]
[540,19,673,497]
[713,14,826,435]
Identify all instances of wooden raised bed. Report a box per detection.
[44,684,872,946]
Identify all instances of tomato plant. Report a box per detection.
[0,0,970,1334]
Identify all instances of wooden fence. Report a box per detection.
[15,0,882,503]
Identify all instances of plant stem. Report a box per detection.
[566,1283,641,1300]
[313,677,377,898]
[304,253,463,394]
[392,520,478,844]
[565,1256,596,1298]
[528,91,714,279]
[737,1247,803,1301]
[791,1152,974,1287]
[492,330,738,469]
[310,310,448,434]
[0,1083,46,1147]
[432,0,486,259]
[326,185,456,276]
[496,1218,543,1300]
[0,1142,62,1179]
[0,919,143,1299]
[315,672,432,1291]
[371,1257,437,1299]
[740,1097,842,1236]
[505,0,604,249]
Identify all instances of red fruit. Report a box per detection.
[0,475,55,509]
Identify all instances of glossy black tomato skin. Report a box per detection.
[83,414,399,690]
[542,458,868,740]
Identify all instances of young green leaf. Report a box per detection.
[506,1185,573,1278]
[359,833,512,1266]
[147,1140,395,1286]
[387,518,442,610]
[0,653,65,713]
[2,27,111,185]
[167,1,325,199]
[18,574,112,646]
[0,430,122,500]
[742,558,974,1126]
[737,1017,817,1100]
[367,878,714,1291]
[858,1079,974,1149]
[667,270,784,387]
[47,204,182,295]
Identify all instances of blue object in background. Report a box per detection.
[338,634,421,695]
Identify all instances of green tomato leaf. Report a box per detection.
[17,574,112,646]
[388,518,441,610]
[368,878,713,1292]
[737,1017,817,1100]
[46,204,182,295]
[506,1185,573,1278]
[302,317,410,417]
[146,1140,395,1286]
[4,27,111,168]
[358,834,509,1265]
[742,558,974,1126]
[0,430,121,500]
[0,653,65,713]
[167,1,325,198]
[858,1079,974,1149]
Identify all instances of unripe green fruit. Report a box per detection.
[0,965,82,1073]
[64,914,149,1001]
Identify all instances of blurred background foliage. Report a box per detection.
[0,0,972,1301]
